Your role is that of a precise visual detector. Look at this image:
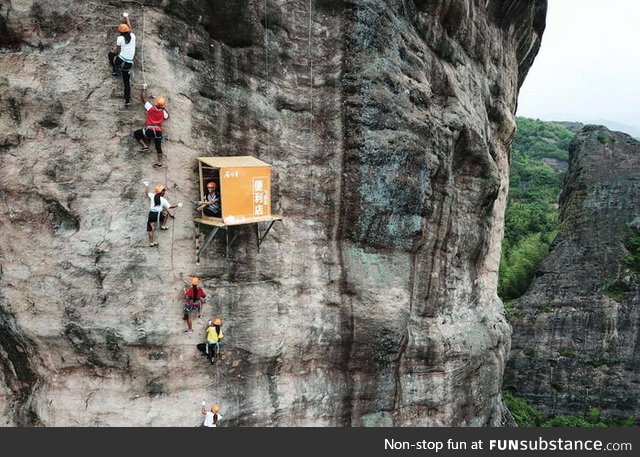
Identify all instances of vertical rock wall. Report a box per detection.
[0,0,546,426]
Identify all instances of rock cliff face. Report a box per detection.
[0,0,546,426]
[505,126,640,419]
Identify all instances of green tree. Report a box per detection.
[499,233,552,300]
[512,117,573,160]
[503,392,544,426]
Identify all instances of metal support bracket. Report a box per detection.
[194,216,282,261]
[197,227,219,262]
[256,220,277,252]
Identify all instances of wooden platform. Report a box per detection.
[194,214,283,261]
[193,214,283,227]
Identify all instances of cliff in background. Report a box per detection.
[0,0,546,426]
[505,125,640,420]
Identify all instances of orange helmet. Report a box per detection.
[190,277,200,286]
[211,404,220,413]
[212,317,222,325]
[118,24,130,33]
[207,182,217,190]
[155,97,166,108]
[154,185,165,193]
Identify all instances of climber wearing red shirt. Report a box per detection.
[134,86,169,168]
[184,277,207,333]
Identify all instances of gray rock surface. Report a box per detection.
[1,0,546,426]
[505,125,640,419]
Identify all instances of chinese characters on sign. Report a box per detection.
[253,177,269,216]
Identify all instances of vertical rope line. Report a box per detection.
[120,0,180,283]
[164,167,181,282]
[306,0,314,209]
[308,0,313,143]
[140,4,147,86]
[264,0,270,158]
[126,0,179,281]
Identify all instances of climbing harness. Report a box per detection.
[141,127,164,142]
[111,55,133,72]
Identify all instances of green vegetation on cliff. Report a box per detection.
[503,392,636,427]
[603,228,640,302]
[511,117,574,160]
[499,118,573,300]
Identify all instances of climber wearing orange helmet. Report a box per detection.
[205,317,224,363]
[134,87,169,168]
[108,13,136,106]
[143,182,180,247]
[201,403,223,427]
[183,277,207,333]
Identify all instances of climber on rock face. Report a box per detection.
[108,12,136,106]
[201,403,222,427]
[134,87,169,168]
[205,317,224,363]
[143,182,180,247]
[184,277,206,333]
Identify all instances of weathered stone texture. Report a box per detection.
[505,126,640,419]
[1,0,545,425]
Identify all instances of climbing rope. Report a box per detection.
[305,1,315,210]
[155,164,197,285]
[77,2,193,327]
[169,196,185,284]
[144,167,187,285]
[308,0,314,143]
[263,0,271,160]
[127,0,183,285]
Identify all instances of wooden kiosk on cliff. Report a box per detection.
[194,156,283,261]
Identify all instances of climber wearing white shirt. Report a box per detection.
[108,13,136,106]
[142,182,182,247]
[202,403,223,427]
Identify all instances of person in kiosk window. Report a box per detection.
[194,181,221,217]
